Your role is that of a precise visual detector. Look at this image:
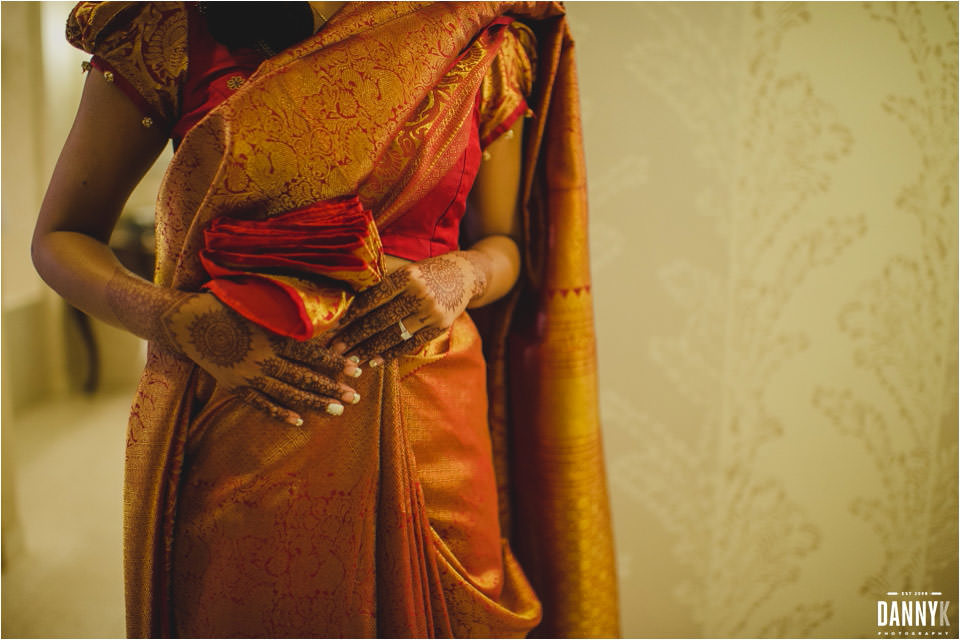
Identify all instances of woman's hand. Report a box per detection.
[327,250,491,365]
[160,291,362,425]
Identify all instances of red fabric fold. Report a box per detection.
[199,196,384,340]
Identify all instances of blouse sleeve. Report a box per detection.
[478,21,537,148]
[66,2,187,128]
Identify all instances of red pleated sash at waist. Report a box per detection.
[199,196,385,340]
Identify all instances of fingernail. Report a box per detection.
[349,367,362,378]
[288,415,304,427]
[348,355,360,364]
[350,392,360,405]
[369,357,383,368]
[326,403,344,416]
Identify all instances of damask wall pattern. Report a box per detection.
[565,3,958,637]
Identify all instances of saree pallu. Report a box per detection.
[124,2,619,637]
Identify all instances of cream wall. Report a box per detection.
[1,2,956,638]
[2,1,171,409]
[566,1,958,637]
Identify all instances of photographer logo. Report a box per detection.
[877,592,952,637]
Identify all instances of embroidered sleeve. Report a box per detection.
[478,21,537,147]
[66,2,187,127]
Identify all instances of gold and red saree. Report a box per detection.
[119,2,617,636]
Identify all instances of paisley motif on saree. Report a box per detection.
[84,2,620,637]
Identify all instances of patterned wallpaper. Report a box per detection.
[565,2,958,637]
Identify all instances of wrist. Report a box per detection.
[459,250,491,305]
[105,269,191,352]
[460,235,520,308]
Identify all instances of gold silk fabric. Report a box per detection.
[478,21,537,145]
[71,2,619,637]
[67,2,187,124]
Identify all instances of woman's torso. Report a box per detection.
[171,3,516,273]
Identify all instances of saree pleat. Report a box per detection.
[375,364,444,638]
[121,2,618,637]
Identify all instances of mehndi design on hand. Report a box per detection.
[159,292,358,424]
[339,268,411,327]
[418,256,466,312]
[269,333,359,377]
[187,308,254,367]
[241,387,303,426]
[330,250,490,365]
[245,375,341,414]
[347,320,415,363]
[335,292,423,354]
[379,326,445,361]
[258,356,355,401]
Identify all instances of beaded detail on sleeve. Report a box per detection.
[66,2,187,125]
[478,21,537,147]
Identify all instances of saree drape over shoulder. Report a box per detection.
[69,2,618,637]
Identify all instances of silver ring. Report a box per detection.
[398,319,413,341]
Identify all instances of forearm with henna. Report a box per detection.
[31,229,191,357]
[461,234,519,308]
[104,269,190,354]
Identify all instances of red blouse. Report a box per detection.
[69,2,536,262]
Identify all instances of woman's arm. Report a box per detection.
[32,68,172,335]
[461,119,524,309]
[33,70,360,423]
[327,117,526,365]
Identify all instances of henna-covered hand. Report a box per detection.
[328,250,490,365]
[159,291,362,424]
